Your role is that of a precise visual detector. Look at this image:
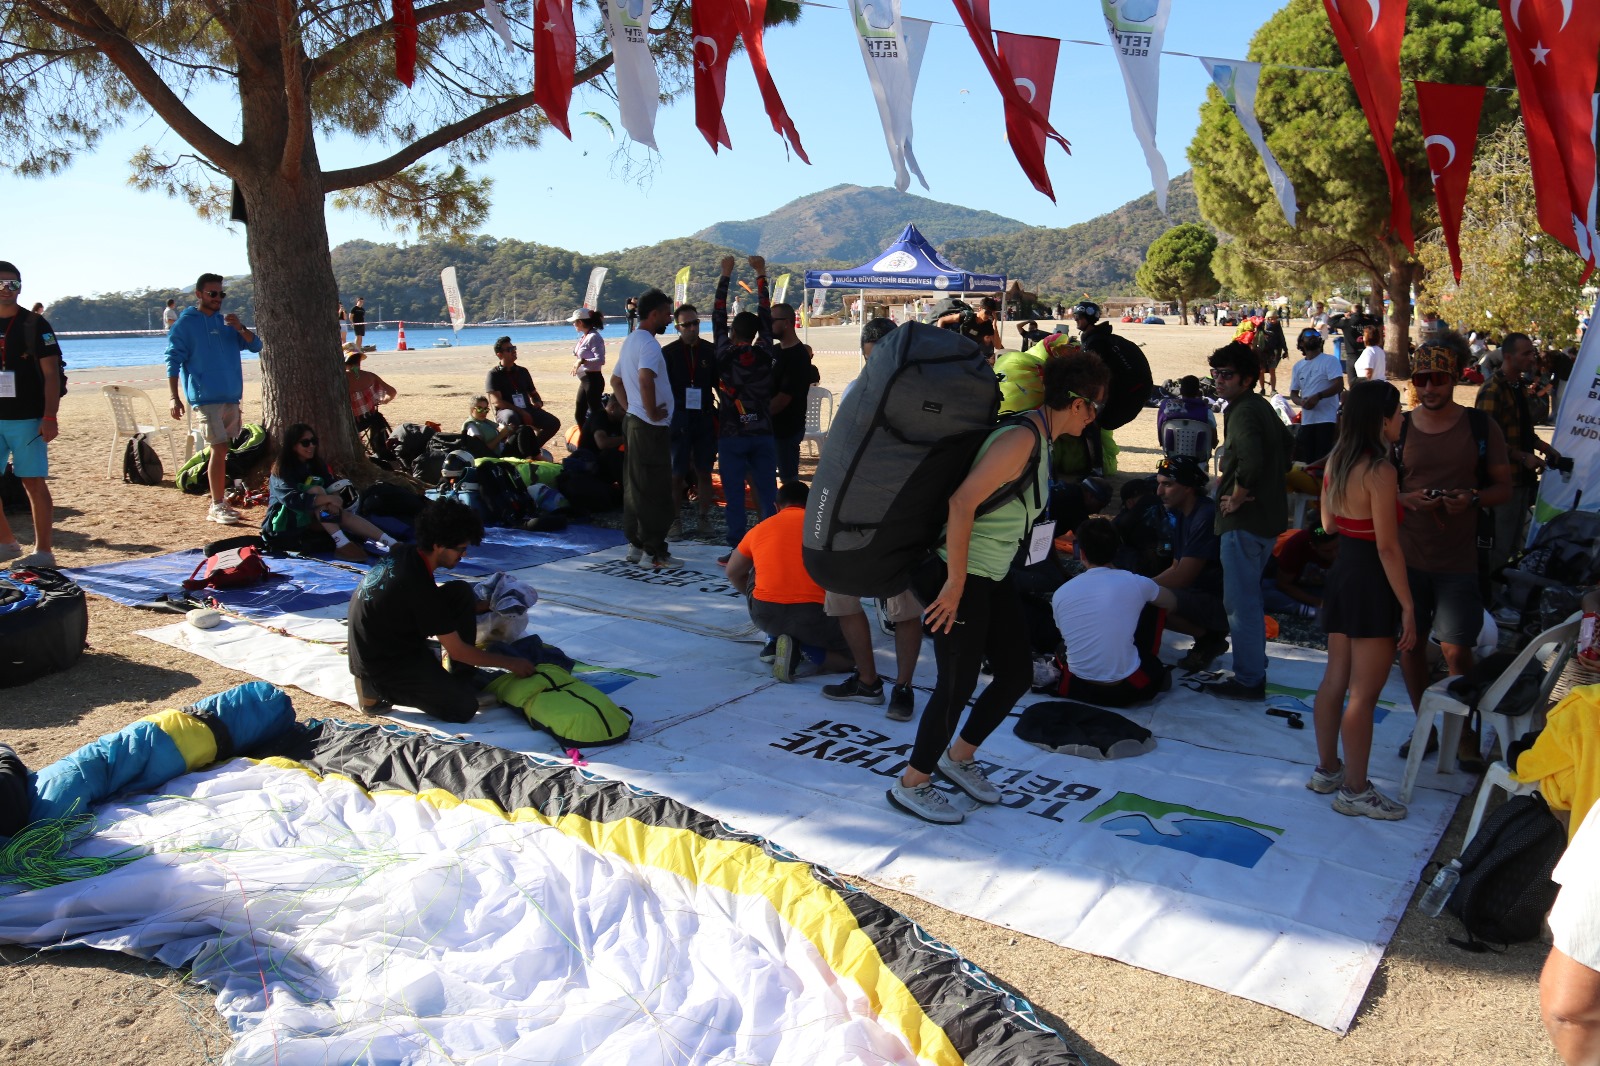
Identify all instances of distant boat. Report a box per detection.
[433,338,453,348]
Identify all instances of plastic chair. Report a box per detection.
[1399,613,1582,803]
[1463,761,1539,846]
[1161,417,1214,463]
[801,386,834,459]
[101,385,186,479]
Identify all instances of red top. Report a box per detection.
[1324,471,1402,542]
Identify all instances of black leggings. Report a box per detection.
[576,371,606,427]
[909,558,1033,776]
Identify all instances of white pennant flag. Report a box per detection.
[583,267,608,310]
[441,267,466,336]
[1103,0,1171,213]
[599,0,659,149]
[1200,57,1298,227]
[847,1,930,192]
[481,0,516,51]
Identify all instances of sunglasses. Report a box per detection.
[0,280,21,292]
[1411,372,1453,387]
[677,321,700,329]
[202,289,226,298]
[297,437,318,446]
[1211,368,1239,380]
[1069,391,1102,415]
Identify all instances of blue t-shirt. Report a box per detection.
[1169,496,1223,595]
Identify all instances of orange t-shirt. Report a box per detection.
[736,506,824,605]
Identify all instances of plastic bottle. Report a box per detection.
[1419,860,1462,917]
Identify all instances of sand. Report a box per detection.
[0,322,1560,1064]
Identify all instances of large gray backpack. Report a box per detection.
[803,322,1016,598]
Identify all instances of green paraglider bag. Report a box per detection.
[488,664,633,748]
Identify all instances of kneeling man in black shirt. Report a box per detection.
[348,499,534,722]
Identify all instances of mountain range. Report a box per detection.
[44,175,1205,331]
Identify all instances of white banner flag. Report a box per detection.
[599,0,659,149]
[1103,0,1171,213]
[481,0,516,50]
[810,288,826,317]
[847,1,930,193]
[583,267,608,311]
[773,273,792,307]
[1533,315,1600,533]
[1200,57,1298,227]
[440,267,466,335]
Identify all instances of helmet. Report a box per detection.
[441,449,475,481]
[1296,328,1324,351]
[326,478,358,510]
[1070,300,1101,322]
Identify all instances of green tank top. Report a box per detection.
[939,420,1050,581]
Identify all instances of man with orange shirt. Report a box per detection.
[724,480,855,683]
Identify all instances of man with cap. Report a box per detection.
[1396,335,1513,726]
[1289,326,1344,463]
[1151,455,1231,668]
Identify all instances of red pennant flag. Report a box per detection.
[1499,0,1600,279]
[996,32,1061,202]
[1322,0,1414,251]
[1415,82,1485,284]
[950,0,1069,202]
[392,0,417,87]
[739,0,809,163]
[691,0,740,151]
[533,0,576,139]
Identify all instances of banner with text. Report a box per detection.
[1201,58,1298,227]
[673,266,690,307]
[583,266,608,311]
[848,0,929,193]
[1535,320,1600,527]
[1102,0,1171,212]
[440,267,466,334]
[600,0,660,149]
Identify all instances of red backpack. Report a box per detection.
[183,536,273,592]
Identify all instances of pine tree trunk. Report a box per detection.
[234,30,362,477]
[1178,297,1189,326]
[1384,252,1420,379]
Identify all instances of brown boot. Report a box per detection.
[334,541,370,563]
[353,676,392,716]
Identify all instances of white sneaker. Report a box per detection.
[623,545,643,565]
[1305,763,1345,795]
[937,750,1001,804]
[207,502,243,526]
[887,781,965,824]
[652,553,685,569]
[1333,783,1408,821]
[12,550,55,569]
[0,542,21,564]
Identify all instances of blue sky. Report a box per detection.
[7,0,1285,306]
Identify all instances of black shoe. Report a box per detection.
[887,683,916,722]
[1179,632,1229,671]
[717,553,731,566]
[822,671,885,705]
[1398,727,1440,760]
[1208,678,1266,702]
[759,637,778,664]
[353,676,392,716]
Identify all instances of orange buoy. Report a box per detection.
[396,321,408,351]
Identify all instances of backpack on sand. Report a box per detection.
[802,322,1040,598]
[122,434,165,485]
[182,535,273,592]
[1444,792,1566,949]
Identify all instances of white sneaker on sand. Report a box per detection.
[887,781,964,824]
[207,502,243,526]
[12,550,55,568]
[937,750,1001,804]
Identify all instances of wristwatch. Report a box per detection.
[1470,489,1481,507]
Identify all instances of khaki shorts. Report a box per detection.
[823,589,922,623]
[196,402,242,446]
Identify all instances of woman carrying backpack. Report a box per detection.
[1307,381,1417,821]
[265,422,397,562]
[888,352,1111,826]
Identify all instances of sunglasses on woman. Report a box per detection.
[297,437,318,446]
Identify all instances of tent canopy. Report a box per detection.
[803,223,1005,294]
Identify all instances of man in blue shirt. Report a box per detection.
[1151,455,1231,670]
[166,273,262,525]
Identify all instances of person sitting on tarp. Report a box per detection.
[347,499,535,723]
[1263,525,1340,619]
[265,422,397,562]
[723,480,854,684]
[1150,456,1232,671]
[1050,518,1176,707]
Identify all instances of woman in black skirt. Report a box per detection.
[1308,380,1416,821]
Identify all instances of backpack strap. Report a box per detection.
[1465,407,1491,488]
[1394,412,1411,491]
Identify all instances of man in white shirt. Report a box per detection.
[162,298,178,331]
[1051,518,1177,706]
[610,288,679,568]
[1289,326,1345,463]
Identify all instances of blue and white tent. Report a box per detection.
[803,224,1005,294]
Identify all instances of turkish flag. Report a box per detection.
[1499,0,1600,278]
[691,0,740,151]
[533,0,576,139]
[1415,82,1485,284]
[950,0,1070,201]
[740,0,809,163]
[1322,0,1414,251]
[392,0,417,87]
[996,33,1061,202]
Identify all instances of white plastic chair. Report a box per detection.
[801,386,834,459]
[1399,613,1581,803]
[102,385,186,479]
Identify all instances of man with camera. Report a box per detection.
[1396,338,1513,720]
[1477,331,1565,574]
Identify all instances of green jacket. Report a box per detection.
[1216,393,1292,538]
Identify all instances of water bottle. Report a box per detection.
[1419,860,1461,917]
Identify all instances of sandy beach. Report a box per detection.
[0,321,1558,1065]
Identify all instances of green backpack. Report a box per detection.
[176,423,269,494]
[488,664,633,747]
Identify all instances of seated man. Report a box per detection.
[1051,518,1177,707]
[347,499,535,723]
[1262,525,1339,618]
[1151,456,1232,670]
[724,480,854,683]
[486,335,561,455]
[576,392,626,488]
[820,588,924,721]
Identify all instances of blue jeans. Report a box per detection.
[718,434,778,547]
[1221,529,1276,686]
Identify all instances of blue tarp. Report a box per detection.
[65,526,629,616]
[802,223,1005,294]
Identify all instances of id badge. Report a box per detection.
[685,389,703,411]
[1025,521,1055,565]
[513,394,527,409]
[0,371,14,399]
